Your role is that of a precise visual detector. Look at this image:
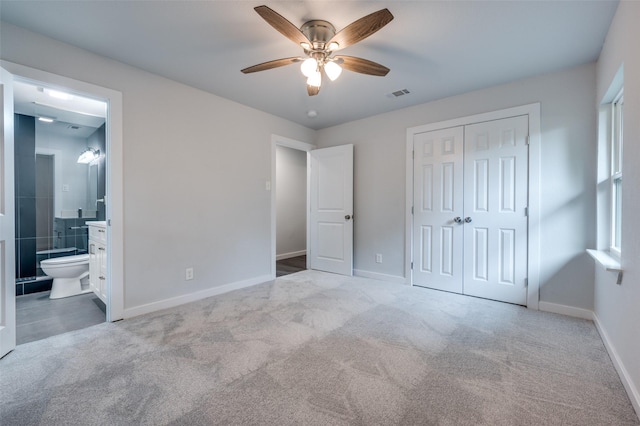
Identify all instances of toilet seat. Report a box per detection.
[41,253,89,266]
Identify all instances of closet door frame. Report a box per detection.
[405,103,541,310]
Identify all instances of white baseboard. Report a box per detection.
[538,301,594,320]
[276,250,306,261]
[593,313,640,418]
[123,274,272,319]
[353,269,407,284]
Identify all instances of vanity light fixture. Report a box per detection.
[77,148,100,164]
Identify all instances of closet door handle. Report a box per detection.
[464,217,473,223]
[453,217,462,224]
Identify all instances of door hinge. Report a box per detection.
[525,278,528,287]
[412,150,415,159]
[411,262,413,270]
[525,135,530,145]
[411,206,414,215]
[524,207,528,217]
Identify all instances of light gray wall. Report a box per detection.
[1,23,315,310]
[275,145,306,258]
[316,63,597,310]
[595,0,640,411]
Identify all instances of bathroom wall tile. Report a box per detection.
[17,197,36,239]
[18,238,37,279]
[15,114,36,199]
[36,236,53,253]
[35,197,53,240]
[35,154,54,199]
[23,279,52,295]
[16,157,36,198]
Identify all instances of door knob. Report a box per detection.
[454,217,462,224]
[345,215,352,220]
[465,217,472,223]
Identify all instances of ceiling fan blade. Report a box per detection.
[328,9,393,51]
[334,56,390,77]
[241,57,301,74]
[254,5,311,47]
[307,84,320,96]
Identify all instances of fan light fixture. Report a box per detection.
[301,58,342,86]
[324,61,342,81]
[241,6,393,96]
[307,71,322,88]
[77,148,100,164]
[300,58,317,77]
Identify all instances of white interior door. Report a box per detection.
[309,144,353,276]
[412,115,529,305]
[463,116,529,304]
[412,127,464,293]
[0,67,16,358]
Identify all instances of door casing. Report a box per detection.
[1,60,124,322]
[405,103,541,309]
[270,135,315,278]
[270,136,354,278]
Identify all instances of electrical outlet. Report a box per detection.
[375,253,383,264]
[185,267,194,280]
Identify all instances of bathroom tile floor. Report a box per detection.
[16,291,106,345]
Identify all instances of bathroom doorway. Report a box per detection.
[1,62,123,356]
[14,80,108,343]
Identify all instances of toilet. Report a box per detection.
[40,254,91,299]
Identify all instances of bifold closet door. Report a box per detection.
[412,115,529,306]
[462,116,529,305]
[412,126,464,293]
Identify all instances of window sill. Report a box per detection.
[587,249,623,284]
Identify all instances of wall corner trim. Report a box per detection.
[538,301,594,320]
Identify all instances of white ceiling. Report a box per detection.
[0,1,618,130]
[13,80,106,138]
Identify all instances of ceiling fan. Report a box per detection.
[241,5,394,96]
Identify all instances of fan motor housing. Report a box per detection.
[301,20,336,50]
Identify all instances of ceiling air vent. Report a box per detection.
[67,125,81,130]
[387,89,410,99]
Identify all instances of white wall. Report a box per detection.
[275,145,306,258]
[1,23,316,312]
[316,63,597,310]
[594,0,640,413]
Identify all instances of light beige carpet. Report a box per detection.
[1,270,638,425]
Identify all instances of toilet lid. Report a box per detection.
[40,253,90,265]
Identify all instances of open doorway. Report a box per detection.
[270,135,315,278]
[13,80,108,343]
[275,145,307,277]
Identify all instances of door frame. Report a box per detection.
[405,103,541,309]
[270,134,315,279]
[2,60,124,321]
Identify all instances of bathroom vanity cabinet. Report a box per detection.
[87,222,107,303]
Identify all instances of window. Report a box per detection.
[610,89,623,255]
